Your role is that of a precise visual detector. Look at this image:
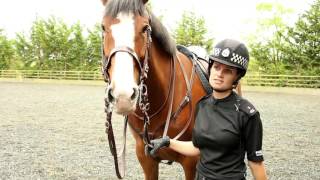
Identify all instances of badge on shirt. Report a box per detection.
[247,106,256,114]
[255,150,263,156]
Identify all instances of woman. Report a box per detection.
[149,39,267,180]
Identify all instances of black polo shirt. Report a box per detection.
[192,91,264,180]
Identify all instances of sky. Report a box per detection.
[0,0,314,42]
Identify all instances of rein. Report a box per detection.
[104,107,127,179]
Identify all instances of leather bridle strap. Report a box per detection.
[102,46,142,83]
[101,26,152,83]
[105,109,127,179]
[138,26,153,147]
[162,55,196,140]
[161,56,176,137]
[132,53,174,121]
[172,56,196,140]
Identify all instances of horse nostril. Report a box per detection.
[107,88,115,103]
[131,87,139,100]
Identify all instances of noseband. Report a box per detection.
[102,46,142,82]
[101,25,152,86]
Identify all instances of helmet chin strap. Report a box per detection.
[211,77,239,93]
[212,86,234,93]
[232,80,239,88]
[232,84,237,89]
[232,71,243,87]
[212,78,240,93]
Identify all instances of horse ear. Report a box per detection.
[142,0,148,4]
[101,0,108,6]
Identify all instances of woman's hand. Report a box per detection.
[149,136,170,157]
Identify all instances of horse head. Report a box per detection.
[101,0,151,115]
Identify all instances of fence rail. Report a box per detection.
[242,74,320,88]
[1,70,319,88]
[0,70,103,81]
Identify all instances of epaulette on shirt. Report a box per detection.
[198,94,212,103]
[238,98,257,117]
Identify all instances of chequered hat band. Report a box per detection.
[230,52,248,69]
[213,48,248,69]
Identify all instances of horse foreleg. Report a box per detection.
[130,127,159,180]
[135,141,159,180]
[179,156,198,180]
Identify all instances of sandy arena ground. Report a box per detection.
[0,81,319,180]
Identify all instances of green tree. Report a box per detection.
[15,17,73,70]
[284,0,320,75]
[248,2,293,74]
[86,24,102,71]
[67,22,87,71]
[42,17,72,70]
[174,11,213,52]
[0,29,15,69]
[15,17,81,70]
[29,18,47,69]
[13,16,102,71]
[15,33,33,69]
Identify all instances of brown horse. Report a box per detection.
[100,0,227,179]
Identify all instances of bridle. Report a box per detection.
[101,13,197,179]
[101,25,152,86]
[101,19,153,179]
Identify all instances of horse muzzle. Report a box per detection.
[105,86,139,115]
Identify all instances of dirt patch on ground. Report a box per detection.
[0,81,319,179]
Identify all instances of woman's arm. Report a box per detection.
[248,160,267,180]
[149,136,200,157]
[169,139,200,156]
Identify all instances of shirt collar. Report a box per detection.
[210,91,236,104]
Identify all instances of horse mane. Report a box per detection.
[104,0,147,17]
[104,0,176,57]
[149,13,177,57]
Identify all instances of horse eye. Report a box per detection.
[101,24,105,31]
[142,25,149,33]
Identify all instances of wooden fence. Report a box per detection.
[0,70,319,88]
[0,70,103,81]
[242,74,320,88]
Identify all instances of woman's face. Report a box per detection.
[209,61,238,92]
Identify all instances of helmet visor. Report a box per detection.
[209,57,244,70]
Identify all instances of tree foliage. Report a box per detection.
[4,12,213,71]
[248,2,293,74]
[86,24,103,71]
[0,29,15,69]
[13,16,101,71]
[248,0,320,75]
[283,0,320,75]
[174,11,213,52]
[1,2,319,76]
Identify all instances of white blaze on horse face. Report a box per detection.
[110,13,138,112]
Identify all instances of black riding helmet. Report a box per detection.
[208,39,250,85]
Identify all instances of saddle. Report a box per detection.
[177,45,212,95]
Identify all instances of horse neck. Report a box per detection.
[145,42,175,114]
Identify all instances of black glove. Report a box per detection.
[149,136,170,157]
